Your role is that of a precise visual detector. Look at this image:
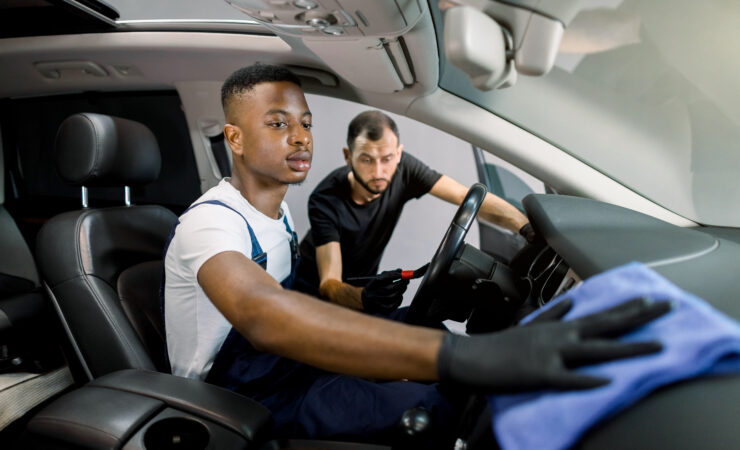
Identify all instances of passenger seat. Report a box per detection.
[36,113,177,380]
[0,159,71,431]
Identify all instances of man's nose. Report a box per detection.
[290,125,310,146]
[373,160,384,177]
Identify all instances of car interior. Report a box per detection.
[2,0,740,449]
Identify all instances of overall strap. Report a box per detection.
[281,215,292,234]
[188,200,266,263]
[282,214,299,263]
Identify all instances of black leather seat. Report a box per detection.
[1,129,65,371]
[36,113,177,379]
[0,205,41,333]
[0,205,53,371]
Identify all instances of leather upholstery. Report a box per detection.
[55,113,161,187]
[0,205,44,338]
[37,113,177,378]
[26,369,272,448]
[36,206,174,288]
[28,386,164,449]
[90,369,273,443]
[118,261,169,372]
[0,206,39,292]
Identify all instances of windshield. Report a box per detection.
[435,0,740,227]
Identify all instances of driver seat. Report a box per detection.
[35,113,177,379]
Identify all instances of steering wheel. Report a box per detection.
[405,183,487,327]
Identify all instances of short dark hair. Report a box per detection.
[221,64,302,119]
[346,110,400,151]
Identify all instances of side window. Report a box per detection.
[1,91,201,247]
[472,146,547,263]
[473,146,546,212]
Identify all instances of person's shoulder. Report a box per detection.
[310,165,349,198]
[179,181,246,232]
[399,151,424,167]
[317,165,349,188]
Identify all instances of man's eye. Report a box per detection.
[382,157,392,163]
[302,123,313,130]
[360,158,371,163]
[270,122,287,128]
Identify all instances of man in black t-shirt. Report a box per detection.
[295,110,536,314]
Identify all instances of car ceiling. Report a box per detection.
[0,0,439,113]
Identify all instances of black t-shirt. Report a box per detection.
[296,153,442,291]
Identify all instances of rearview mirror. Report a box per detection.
[443,6,516,90]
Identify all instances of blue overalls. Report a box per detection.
[162,200,455,443]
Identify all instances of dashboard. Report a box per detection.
[521,194,740,448]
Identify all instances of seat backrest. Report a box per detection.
[0,204,46,345]
[36,113,177,379]
[118,260,169,371]
[0,205,39,298]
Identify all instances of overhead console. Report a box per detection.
[226,0,426,93]
[225,0,423,38]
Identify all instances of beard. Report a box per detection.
[350,164,390,195]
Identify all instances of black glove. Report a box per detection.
[361,269,410,314]
[518,223,538,244]
[437,297,670,393]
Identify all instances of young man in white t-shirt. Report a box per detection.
[163,64,668,445]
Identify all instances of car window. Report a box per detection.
[473,146,546,214]
[1,91,200,246]
[432,0,740,227]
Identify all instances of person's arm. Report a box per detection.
[428,175,528,234]
[199,250,670,389]
[315,241,363,310]
[315,242,409,313]
[199,250,440,380]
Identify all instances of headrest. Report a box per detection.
[55,113,161,187]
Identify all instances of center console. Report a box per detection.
[20,369,272,449]
[18,369,396,450]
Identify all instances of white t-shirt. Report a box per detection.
[164,179,295,380]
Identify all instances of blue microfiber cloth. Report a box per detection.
[488,262,740,450]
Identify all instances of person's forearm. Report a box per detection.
[319,278,363,310]
[479,193,528,232]
[239,285,443,381]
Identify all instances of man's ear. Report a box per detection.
[224,124,242,156]
[343,147,351,165]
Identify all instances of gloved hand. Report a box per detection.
[361,269,410,314]
[437,297,670,393]
[518,223,539,244]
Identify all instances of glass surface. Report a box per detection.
[436,0,740,227]
[480,150,545,213]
